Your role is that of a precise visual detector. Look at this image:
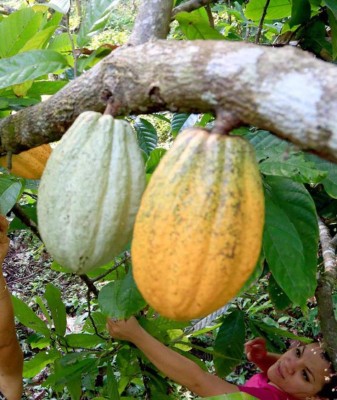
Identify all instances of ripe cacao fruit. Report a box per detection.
[0,144,52,179]
[37,111,146,274]
[132,128,264,321]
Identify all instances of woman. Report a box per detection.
[107,316,337,400]
[0,215,23,400]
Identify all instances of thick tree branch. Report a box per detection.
[0,40,337,163]
[316,218,337,370]
[128,0,173,45]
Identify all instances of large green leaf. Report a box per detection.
[0,175,23,215]
[98,270,146,319]
[44,283,67,337]
[263,177,318,306]
[327,9,337,60]
[77,0,115,47]
[134,117,158,156]
[65,333,106,349]
[289,0,311,27]
[20,25,58,53]
[176,9,225,40]
[324,0,337,19]
[170,113,190,137]
[245,0,291,21]
[12,295,50,337]
[106,365,120,399]
[214,310,245,377]
[259,152,327,184]
[268,274,292,311]
[0,50,68,89]
[305,154,337,198]
[0,8,44,58]
[145,148,167,174]
[23,349,60,378]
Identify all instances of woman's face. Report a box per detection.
[267,343,332,399]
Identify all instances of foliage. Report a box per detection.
[0,0,337,398]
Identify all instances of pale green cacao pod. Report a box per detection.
[37,111,146,274]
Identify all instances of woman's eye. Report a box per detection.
[295,347,301,357]
[302,370,309,382]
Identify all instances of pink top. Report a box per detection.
[239,373,297,400]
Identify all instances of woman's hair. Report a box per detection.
[317,350,337,400]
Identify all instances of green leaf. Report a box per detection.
[20,25,58,53]
[289,0,311,27]
[67,378,82,400]
[263,177,318,306]
[0,50,68,89]
[305,154,337,198]
[0,8,43,58]
[134,117,158,156]
[9,203,37,231]
[324,0,337,19]
[77,0,115,47]
[268,274,292,310]
[245,0,292,21]
[98,270,147,319]
[170,113,190,137]
[27,80,67,96]
[145,148,167,174]
[23,349,60,378]
[176,9,225,40]
[214,310,245,377]
[106,365,120,399]
[0,175,23,214]
[327,9,337,60]
[12,295,50,337]
[44,283,67,337]
[65,333,106,348]
[259,152,327,184]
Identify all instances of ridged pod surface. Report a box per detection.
[38,112,146,274]
[0,144,52,179]
[132,128,264,321]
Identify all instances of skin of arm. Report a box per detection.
[245,337,281,373]
[0,215,23,400]
[106,317,240,397]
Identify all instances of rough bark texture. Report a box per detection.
[316,220,337,370]
[1,40,337,163]
[172,0,214,18]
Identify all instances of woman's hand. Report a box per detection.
[106,316,142,342]
[244,337,267,363]
[0,215,9,266]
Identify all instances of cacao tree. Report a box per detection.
[0,0,337,398]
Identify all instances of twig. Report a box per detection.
[205,4,214,28]
[86,289,107,340]
[65,14,78,78]
[91,252,131,283]
[12,203,42,240]
[137,357,152,400]
[255,0,270,44]
[80,274,99,297]
[316,218,337,371]
[172,0,214,18]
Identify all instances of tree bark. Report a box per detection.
[0,40,337,163]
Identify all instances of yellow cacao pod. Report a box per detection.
[0,144,52,179]
[37,111,146,274]
[132,128,264,321]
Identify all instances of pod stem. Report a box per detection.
[212,109,243,136]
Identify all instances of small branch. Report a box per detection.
[137,357,152,400]
[86,289,107,340]
[172,0,213,18]
[91,252,131,283]
[12,204,41,240]
[205,4,215,29]
[316,218,337,371]
[255,0,270,44]
[80,274,99,298]
[128,0,173,45]
[65,14,79,78]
